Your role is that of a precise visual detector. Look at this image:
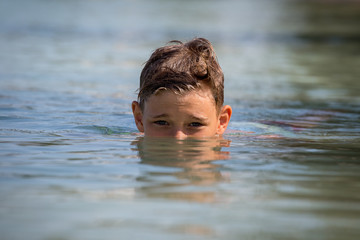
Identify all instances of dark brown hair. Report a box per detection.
[138,38,224,112]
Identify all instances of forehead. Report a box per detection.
[144,87,216,115]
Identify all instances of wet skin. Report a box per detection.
[132,87,232,139]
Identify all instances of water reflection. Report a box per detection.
[132,137,231,203]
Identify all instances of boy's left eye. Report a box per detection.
[189,122,203,127]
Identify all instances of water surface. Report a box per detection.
[1,0,360,239]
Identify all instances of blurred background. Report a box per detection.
[0,1,360,240]
[1,0,359,104]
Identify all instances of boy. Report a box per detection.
[132,38,232,138]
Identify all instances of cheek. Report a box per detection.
[193,123,219,137]
[143,123,168,137]
[143,122,154,134]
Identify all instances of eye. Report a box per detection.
[154,120,169,126]
[189,122,203,127]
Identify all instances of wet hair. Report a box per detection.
[138,38,224,112]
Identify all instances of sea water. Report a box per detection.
[1,0,360,239]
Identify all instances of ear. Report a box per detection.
[216,105,232,135]
[132,101,144,132]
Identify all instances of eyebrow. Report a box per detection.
[151,114,208,122]
[190,116,209,122]
[151,114,170,119]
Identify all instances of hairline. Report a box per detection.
[139,84,222,115]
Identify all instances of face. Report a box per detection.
[132,87,232,139]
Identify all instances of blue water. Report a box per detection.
[1,0,360,239]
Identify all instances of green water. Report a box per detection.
[0,0,359,239]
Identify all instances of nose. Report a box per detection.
[173,128,187,139]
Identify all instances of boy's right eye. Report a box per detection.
[154,120,169,126]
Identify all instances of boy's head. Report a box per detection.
[132,38,232,138]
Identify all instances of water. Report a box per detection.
[1,0,360,239]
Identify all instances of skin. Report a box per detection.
[132,86,232,139]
